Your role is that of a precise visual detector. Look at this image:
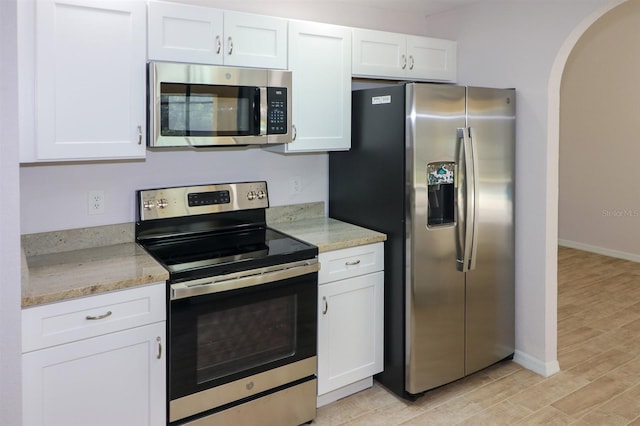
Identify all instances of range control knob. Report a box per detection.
[256,190,266,200]
[143,199,155,210]
[157,198,168,209]
[247,191,257,200]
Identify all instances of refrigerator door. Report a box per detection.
[405,83,467,394]
[464,87,516,375]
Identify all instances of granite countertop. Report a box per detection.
[270,217,386,252]
[22,243,168,308]
[21,203,386,308]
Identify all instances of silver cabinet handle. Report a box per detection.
[137,125,142,145]
[345,259,361,266]
[401,54,407,70]
[292,124,297,141]
[86,311,112,321]
[215,35,221,54]
[228,36,233,55]
[322,296,328,315]
[409,55,415,70]
[156,336,162,359]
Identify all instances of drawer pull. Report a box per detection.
[345,259,361,266]
[85,311,112,321]
[157,336,163,360]
[322,296,328,315]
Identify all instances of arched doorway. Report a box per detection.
[546,0,631,372]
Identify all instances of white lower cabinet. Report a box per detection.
[22,283,166,426]
[317,242,384,407]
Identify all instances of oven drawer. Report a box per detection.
[180,378,316,426]
[318,242,384,284]
[22,282,166,353]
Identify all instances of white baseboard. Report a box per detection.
[558,239,640,263]
[316,377,373,408]
[513,350,560,377]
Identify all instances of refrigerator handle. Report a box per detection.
[456,128,467,271]
[461,127,479,272]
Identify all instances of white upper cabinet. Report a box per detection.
[223,11,287,69]
[147,1,224,65]
[147,1,287,69]
[271,20,351,153]
[24,0,147,161]
[352,28,457,82]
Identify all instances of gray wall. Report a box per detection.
[559,0,640,262]
[1,0,23,423]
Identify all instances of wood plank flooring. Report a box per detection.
[312,247,640,425]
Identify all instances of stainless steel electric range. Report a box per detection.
[135,181,319,426]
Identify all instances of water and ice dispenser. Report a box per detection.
[427,162,455,227]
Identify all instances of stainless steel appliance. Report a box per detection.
[329,83,515,399]
[135,181,318,425]
[148,62,292,147]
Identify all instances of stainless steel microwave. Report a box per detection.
[148,61,292,147]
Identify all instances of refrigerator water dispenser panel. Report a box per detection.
[427,162,455,227]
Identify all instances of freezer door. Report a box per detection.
[405,83,467,394]
[464,87,515,375]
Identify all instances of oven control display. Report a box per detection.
[188,190,231,207]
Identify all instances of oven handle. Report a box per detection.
[170,258,320,300]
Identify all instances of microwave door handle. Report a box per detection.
[259,87,267,136]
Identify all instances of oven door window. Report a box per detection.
[169,273,317,400]
[160,83,260,137]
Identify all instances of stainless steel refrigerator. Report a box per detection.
[329,83,515,399]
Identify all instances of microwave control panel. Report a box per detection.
[267,87,288,134]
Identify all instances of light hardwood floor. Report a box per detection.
[313,247,640,425]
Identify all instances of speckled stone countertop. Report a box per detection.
[270,217,386,253]
[21,243,169,308]
[21,202,386,308]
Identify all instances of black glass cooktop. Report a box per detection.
[139,227,317,283]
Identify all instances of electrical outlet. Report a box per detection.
[88,190,105,215]
[290,177,302,194]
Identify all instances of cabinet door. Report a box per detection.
[35,0,146,160]
[352,28,406,79]
[22,322,166,426]
[283,21,351,152]
[317,271,384,395]
[406,36,457,82]
[223,11,287,69]
[147,1,223,64]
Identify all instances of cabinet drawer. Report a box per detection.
[319,242,383,284]
[22,282,166,353]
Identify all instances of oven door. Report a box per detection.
[168,265,318,423]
